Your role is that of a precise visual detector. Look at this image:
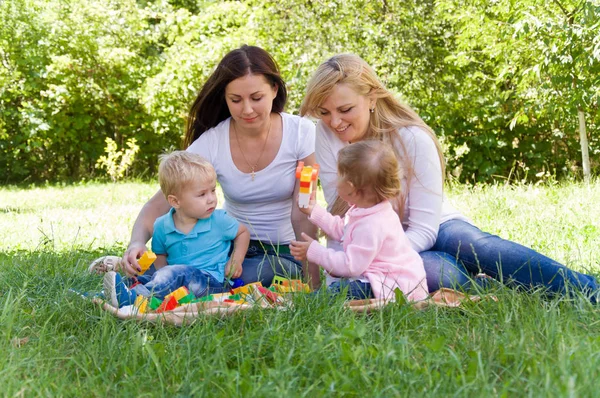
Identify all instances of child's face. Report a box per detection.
[172,177,218,220]
[336,177,357,206]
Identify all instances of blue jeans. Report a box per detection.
[239,241,302,287]
[132,265,230,299]
[421,219,599,301]
[327,280,374,300]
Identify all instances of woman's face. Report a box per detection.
[225,73,278,128]
[317,83,374,143]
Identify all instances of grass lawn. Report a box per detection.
[1,180,600,396]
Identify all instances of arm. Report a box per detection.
[305,223,381,278]
[225,224,250,279]
[308,205,346,241]
[400,127,444,252]
[291,153,320,288]
[153,254,168,270]
[122,190,171,276]
[315,121,345,211]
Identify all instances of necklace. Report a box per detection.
[232,116,272,181]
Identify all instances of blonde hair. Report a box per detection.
[338,140,401,204]
[300,54,445,216]
[158,151,216,197]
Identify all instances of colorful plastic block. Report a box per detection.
[191,294,214,303]
[156,295,178,313]
[232,281,263,296]
[138,251,157,274]
[149,296,162,310]
[178,293,195,304]
[134,296,148,314]
[271,275,287,286]
[257,286,281,303]
[231,278,245,288]
[295,161,320,208]
[165,286,189,302]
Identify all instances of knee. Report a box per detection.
[421,251,471,291]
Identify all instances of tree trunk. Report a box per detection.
[578,108,590,183]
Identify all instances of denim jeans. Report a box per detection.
[327,279,374,300]
[421,219,599,301]
[132,265,230,299]
[239,241,302,287]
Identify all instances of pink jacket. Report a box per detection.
[307,201,429,302]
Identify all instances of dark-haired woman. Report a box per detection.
[122,45,318,287]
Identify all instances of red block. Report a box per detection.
[156,295,178,313]
[257,286,279,303]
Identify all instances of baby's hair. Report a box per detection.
[337,140,402,203]
[158,151,216,197]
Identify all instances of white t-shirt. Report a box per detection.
[187,113,315,244]
[316,120,471,254]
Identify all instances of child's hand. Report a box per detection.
[225,259,243,279]
[290,232,315,261]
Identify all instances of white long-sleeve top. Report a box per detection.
[316,121,470,253]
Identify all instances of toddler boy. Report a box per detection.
[104,151,249,308]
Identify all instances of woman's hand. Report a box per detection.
[122,242,147,277]
[290,232,315,261]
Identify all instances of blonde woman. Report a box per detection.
[300,54,599,301]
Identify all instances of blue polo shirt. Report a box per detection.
[151,208,240,282]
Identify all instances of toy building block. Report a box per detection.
[138,251,157,274]
[178,293,195,305]
[271,275,287,286]
[134,296,148,314]
[257,286,280,303]
[272,278,312,294]
[231,278,245,288]
[295,161,320,208]
[165,286,189,302]
[149,296,162,310]
[156,295,178,313]
[191,294,214,303]
[232,281,263,296]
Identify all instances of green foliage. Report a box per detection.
[1,0,599,183]
[95,137,140,182]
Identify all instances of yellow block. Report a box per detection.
[165,286,189,302]
[134,296,148,314]
[232,281,263,296]
[138,251,157,273]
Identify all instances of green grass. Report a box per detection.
[1,181,600,396]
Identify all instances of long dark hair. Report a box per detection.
[183,45,287,148]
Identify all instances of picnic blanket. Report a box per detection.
[95,288,496,326]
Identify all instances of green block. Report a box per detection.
[228,293,241,301]
[178,293,195,304]
[149,296,162,310]
[197,294,214,302]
